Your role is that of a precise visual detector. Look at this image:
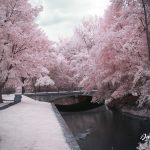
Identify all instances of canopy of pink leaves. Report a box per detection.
[56,0,150,107]
[0,0,55,90]
[0,0,150,108]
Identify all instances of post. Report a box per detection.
[14,93,22,103]
[15,86,22,103]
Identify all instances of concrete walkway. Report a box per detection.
[0,95,70,150]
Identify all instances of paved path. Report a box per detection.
[0,95,70,150]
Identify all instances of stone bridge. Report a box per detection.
[24,90,97,102]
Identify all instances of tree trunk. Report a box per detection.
[142,0,150,60]
[0,88,3,103]
[32,78,36,93]
[0,76,9,103]
[21,77,26,94]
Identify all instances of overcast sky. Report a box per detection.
[29,0,110,41]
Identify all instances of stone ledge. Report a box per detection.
[51,103,81,150]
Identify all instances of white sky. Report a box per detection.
[29,0,110,41]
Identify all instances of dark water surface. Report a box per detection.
[28,95,150,150]
[60,106,150,150]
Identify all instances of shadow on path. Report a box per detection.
[0,101,21,110]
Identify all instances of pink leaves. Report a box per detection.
[0,0,53,89]
[55,0,150,104]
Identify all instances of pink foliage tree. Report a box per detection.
[84,0,150,107]
[0,0,53,102]
[56,17,99,90]
[57,0,150,108]
[48,48,76,91]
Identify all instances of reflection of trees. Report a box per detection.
[62,106,150,150]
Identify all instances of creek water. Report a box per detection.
[28,95,150,150]
[60,106,150,150]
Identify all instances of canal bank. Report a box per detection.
[25,94,150,150]
[0,95,80,150]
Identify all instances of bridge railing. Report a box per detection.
[24,91,81,97]
[24,90,97,96]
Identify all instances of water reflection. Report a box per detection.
[61,106,150,150]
